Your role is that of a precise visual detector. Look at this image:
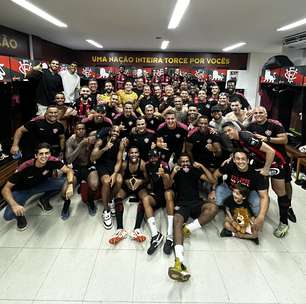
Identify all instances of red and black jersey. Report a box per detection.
[187,127,221,168]
[115,72,127,90]
[156,122,188,162]
[247,119,287,159]
[232,131,286,169]
[9,157,64,191]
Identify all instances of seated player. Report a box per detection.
[168,153,218,282]
[109,146,149,244]
[143,149,175,255]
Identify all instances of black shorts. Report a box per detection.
[122,183,146,197]
[74,166,91,184]
[270,166,286,180]
[150,192,167,210]
[174,202,203,222]
[284,163,292,183]
[96,162,115,177]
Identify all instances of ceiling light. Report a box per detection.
[86,39,103,48]
[168,0,190,29]
[10,0,67,27]
[222,42,246,52]
[277,18,306,31]
[161,40,170,50]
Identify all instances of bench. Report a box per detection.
[285,145,306,181]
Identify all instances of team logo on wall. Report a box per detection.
[18,59,32,77]
[212,70,224,81]
[264,70,277,83]
[285,67,298,84]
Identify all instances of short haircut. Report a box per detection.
[230,96,242,104]
[222,121,237,129]
[164,109,176,116]
[35,142,51,154]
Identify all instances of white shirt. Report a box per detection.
[59,70,80,104]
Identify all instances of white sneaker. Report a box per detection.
[102,209,113,230]
[108,200,116,217]
[130,228,146,242]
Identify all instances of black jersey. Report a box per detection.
[146,161,169,195]
[24,119,64,155]
[114,113,137,138]
[9,157,63,191]
[96,137,121,166]
[145,116,164,132]
[156,122,188,162]
[187,127,221,168]
[198,100,218,119]
[247,119,287,159]
[138,96,159,113]
[174,167,203,205]
[123,159,145,180]
[128,130,156,161]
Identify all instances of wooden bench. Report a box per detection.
[0,159,18,210]
[285,145,306,181]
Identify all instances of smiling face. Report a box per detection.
[50,60,60,72]
[35,148,51,166]
[165,113,177,129]
[128,147,140,163]
[54,93,65,106]
[233,151,249,171]
[136,118,146,133]
[253,106,268,124]
[45,107,58,123]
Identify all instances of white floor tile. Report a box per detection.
[215,252,276,303]
[0,301,32,304]
[291,252,306,274]
[33,301,83,304]
[35,249,98,301]
[133,250,181,303]
[25,213,76,248]
[62,208,104,249]
[0,215,42,247]
[181,251,228,303]
[0,247,21,277]
[253,251,306,303]
[84,250,136,302]
[0,248,58,300]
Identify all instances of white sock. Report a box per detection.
[174,244,184,263]
[167,215,174,239]
[186,219,201,232]
[147,217,158,237]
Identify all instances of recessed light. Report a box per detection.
[277,18,306,31]
[168,0,190,29]
[161,40,170,50]
[11,0,67,28]
[222,42,246,52]
[86,39,103,48]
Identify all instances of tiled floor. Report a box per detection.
[0,183,306,304]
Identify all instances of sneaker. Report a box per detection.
[163,237,174,255]
[87,200,97,216]
[37,198,53,214]
[102,209,113,230]
[182,224,191,239]
[249,237,260,245]
[130,229,146,242]
[168,258,191,282]
[16,216,27,231]
[109,200,116,217]
[147,232,164,255]
[273,222,289,238]
[109,229,128,245]
[220,228,233,237]
[288,207,297,223]
[61,201,70,220]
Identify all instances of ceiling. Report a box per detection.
[1,0,306,53]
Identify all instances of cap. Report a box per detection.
[96,104,106,113]
[211,105,221,113]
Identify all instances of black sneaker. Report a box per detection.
[87,200,97,216]
[61,200,70,220]
[38,198,53,214]
[249,237,260,245]
[220,228,233,237]
[16,216,28,231]
[288,207,297,223]
[163,237,174,255]
[147,232,164,255]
